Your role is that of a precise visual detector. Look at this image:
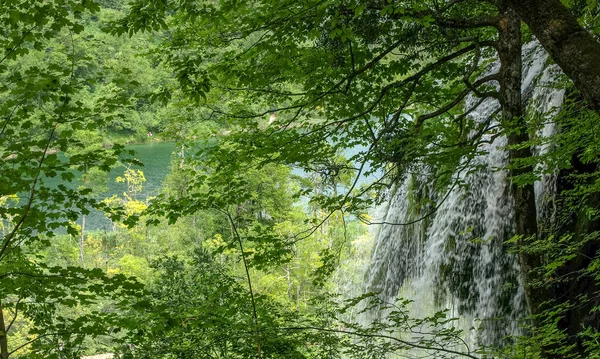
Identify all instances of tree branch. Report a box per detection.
[221,208,262,359]
[279,326,479,359]
[435,15,501,29]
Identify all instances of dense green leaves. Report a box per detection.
[118,250,342,359]
[0,1,164,357]
[2,0,600,358]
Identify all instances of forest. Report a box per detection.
[1,0,600,358]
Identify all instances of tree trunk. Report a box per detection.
[507,0,600,115]
[80,214,85,266]
[285,264,292,300]
[497,3,542,316]
[193,216,199,245]
[80,166,87,267]
[501,2,600,354]
[550,157,600,354]
[0,299,9,359]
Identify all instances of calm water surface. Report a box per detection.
[86,141,177,230]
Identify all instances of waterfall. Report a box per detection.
[362,41,566,350]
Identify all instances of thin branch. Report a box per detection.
[0,98,27,138]
[437,0,470,13]
[0,25,37,66]
[290,143,374,243]
[8,331,71,356]
[274,44,480,149]
[6,296,23,332]
[0,123,58,262]
[360,156,475,227]
[214,86,309,97]
[279,326,479,359]
[415,88,471,128]
[389,79,419,126]
[363,116,377,143]
[235,30,271,59]
[366,4,500,29]
[221,208,262,359]
[0,29,77,261]
[269,105,305,136]
[415,74,499,128]
[435,15,500,29]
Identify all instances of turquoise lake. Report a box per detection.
[83,141,177,230]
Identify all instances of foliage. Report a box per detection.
[111,0,600,358]
[117,249,343,359]
[111,0,505,202]
[0,1,154,357]
[2,0,600,358]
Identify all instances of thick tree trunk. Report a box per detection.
[497,3,542,316]
[0,299,9,359]
[507,0,600,115]
[501,1,600,353]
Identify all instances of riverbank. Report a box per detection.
[104,132,172,146]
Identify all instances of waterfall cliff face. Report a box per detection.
[363,42,566,348]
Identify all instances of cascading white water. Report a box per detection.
[362,41,566,351]
[529,55,566,224]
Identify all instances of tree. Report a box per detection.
[0,1,147,357]
[507,0,600,115]
[114,0,600,357]
[119,249,343,359]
